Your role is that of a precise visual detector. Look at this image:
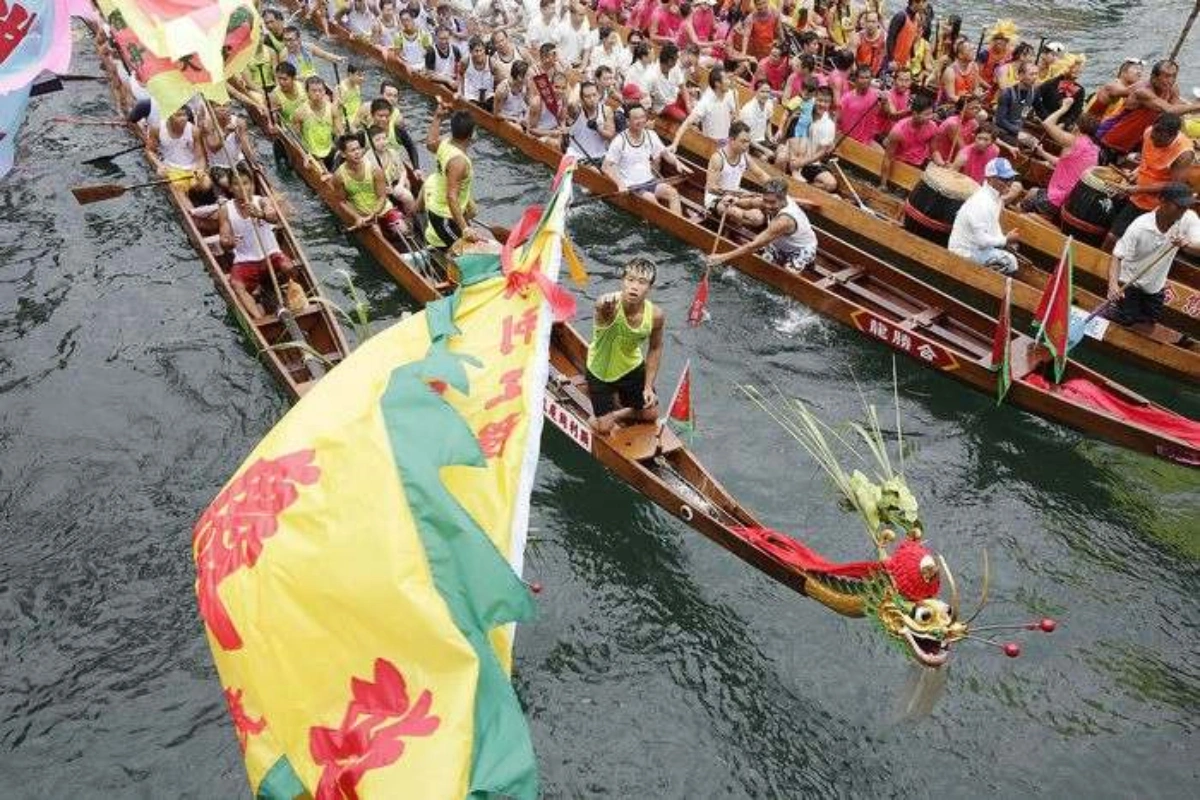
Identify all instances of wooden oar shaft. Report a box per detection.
[70,175,190,204]
[51,116,127,127]
[578,173,688,205]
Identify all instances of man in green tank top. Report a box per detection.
[585,259,666,435]
[291,76,345,171]
[423,97,478,248]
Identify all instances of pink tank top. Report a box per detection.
[961,143,998,183]
[892,117,938,166]
[838,88,879,143]
[1047,135,1100,207]
[878,87,910,135]
[650,7,683,39]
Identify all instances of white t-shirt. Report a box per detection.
[526,13,562,50]
[693,87,737,140]
[806,112,836,151]
[738,97,775,142]
[556,18,597,66]
[591,43,632,80]
[604,129,665,187]
[1114,208,1200,294]
[625,59,654,94]
[647,64,683,113]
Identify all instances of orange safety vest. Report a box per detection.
[891,14,918,69]
[746,12,779,60]
[856,31,886,74]
[1131,130,1194,210]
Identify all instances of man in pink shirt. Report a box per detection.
[1019,97,1100,219]
[837,65,882,145]
[950,123,1000,184]
[879,92,941,188]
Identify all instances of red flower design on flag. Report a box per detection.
[193,450,320,650]
[309,658,441,800]
[477,412,521,458]
[224,687,266,752]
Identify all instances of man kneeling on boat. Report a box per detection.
[219,166,296,321]
[586,259,666,436]
[704,178,821,273]
[330,133,411,240]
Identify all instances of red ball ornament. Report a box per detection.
[1039,618,1057,633]
[529,582,543,595]
[1003,642,1021,658]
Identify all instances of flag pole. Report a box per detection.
[1169,0,1200,61]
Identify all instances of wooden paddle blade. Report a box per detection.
[71,182,126,204]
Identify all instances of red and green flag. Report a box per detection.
[667,360,695,433]
[1033,236,1074,383]
[990,277,1014,404]
[687,269,710,327]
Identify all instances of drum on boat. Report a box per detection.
[902,165,980,244]
[1059,165,1128,247]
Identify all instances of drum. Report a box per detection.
[1060,165,1128,247]
[902,165,980,244]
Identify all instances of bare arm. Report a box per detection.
[445,156,472,234]
[217,202,235,251]
[710,214,794,266]
[425,99,446,153]
[878,132,899,187]
[642,308,665,405]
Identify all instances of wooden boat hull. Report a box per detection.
[656,119,1200,385]
[93,38,350,400]
[287,10,1200,467]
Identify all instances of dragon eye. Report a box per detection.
[914,606,933,624]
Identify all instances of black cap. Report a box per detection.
[1159,182,1198,206]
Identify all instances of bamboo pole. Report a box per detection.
[1169,0,1200,62]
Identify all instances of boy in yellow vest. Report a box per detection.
[586,259,666,435]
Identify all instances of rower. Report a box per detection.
[489,29,521,84]
[836,66,882,147]
[291,76,344,171]
[331,133,411,239]
[373,0,404,48]
[879,92,940,189]
[527,71,569,147]
[565,80,616,164]
[435,3,469,50]
[850,9,887,76]
[394,10,433,70]
[947,158,1021,275]
[220,165,296,321]
[336,63,366,125]
[601,103,687,215]
[1098,60,1200,161]
[558,3,596,69]
[460,36,496,111]
[784,86,837,192]
[585,258,665,436]
[280,25,343,79]
[994,61,1038,146]
[1105,183,1200,341]
[668,66,738,149]
[367,124,417,217]
[338,0,377,39]
[705,178,822,273]
[360,95,422,172]
[198,102,249,200]
[737,80,777,147]
[423,98,478,247]
[1086,58,1144,120]
[939,39,980,108]
[424,26,463,89]
[1019,100,1100,221]
[148,106,205,191]
[704,120,771,227]
[1109,113,1195,240]
[949,123,1000,186]
[494,60,532,127]
[269,63,306,133]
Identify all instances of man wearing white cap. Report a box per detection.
[948,157,1022,275]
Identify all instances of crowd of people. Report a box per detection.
[120,0,1200,424]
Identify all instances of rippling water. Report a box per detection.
[1,12,1198,798]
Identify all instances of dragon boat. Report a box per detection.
[274,4,1200,468]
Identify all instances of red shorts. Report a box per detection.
[231,252,293,293]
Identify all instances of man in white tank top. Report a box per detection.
[702,121,771,225]
[394,11,431,69]
[219,167,296,320]
[459,36,496,109]
[373,0,403,47]
[706,178,822,272]
[566,80,615,163]
[423,26,462,88]
[338,0,377,38]
[493,60,531,126]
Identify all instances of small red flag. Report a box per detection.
[667,360,694,432]
[1034,237,1074,383]
[990,277,1014,404]
[687,269,710,327]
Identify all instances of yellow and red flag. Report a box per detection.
[193,166,579,799]
[96,0,261,112]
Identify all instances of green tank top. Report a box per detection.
[276,86,305,126]
[424,139,472,218]
[300,102,334,158]
[339,80,362,121]
[337,162,378,215]
[586,299,654,382]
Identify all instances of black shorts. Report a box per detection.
[426,211,463,249]
[586,363,647,418]
[1020,188,1059,219]
[1106,285,1165,326]
[800,162,830,183]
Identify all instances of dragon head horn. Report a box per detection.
[937,554,960,621]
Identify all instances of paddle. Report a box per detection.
[81,142,144,167]
[255,65,291,163]
[70,175,192,205]
[51,116,128,127]
[576,174,689,206]
[689,207,730,326]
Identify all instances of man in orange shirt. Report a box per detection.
[1108,114,1194,239]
